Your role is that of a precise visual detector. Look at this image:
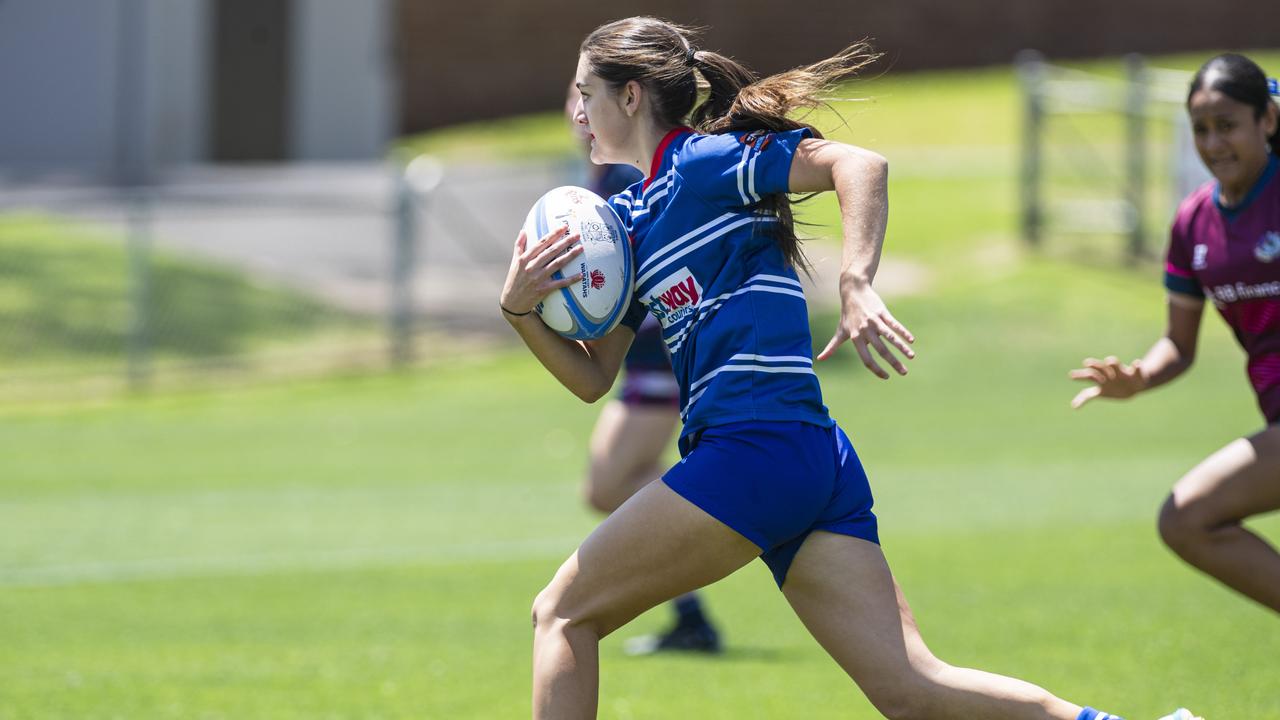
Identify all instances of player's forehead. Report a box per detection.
[573,54,606,92]
[573,55,592,87]
[1188,88,1253,121]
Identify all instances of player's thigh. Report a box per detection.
[538,479,759,638]
[780,531,939,694]
[586,401,678,483]
[1170,424,1280,524]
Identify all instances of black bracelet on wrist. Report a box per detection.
[500,303,532,317]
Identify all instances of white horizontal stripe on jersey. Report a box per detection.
[727,353,813,364]
[666,277,807,355]
[629,185,670,219]
[646,170,673,199]
[681,364,817,420]
[749,273,803,289]
[689,355,814,393]
[636,212,736,279]
[636,215,778,288]
[618,171,671,209]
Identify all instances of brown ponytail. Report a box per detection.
[581,17,880,273]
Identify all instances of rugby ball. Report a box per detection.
[521,186,634,340]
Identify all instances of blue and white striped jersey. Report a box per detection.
[611,127,832,450]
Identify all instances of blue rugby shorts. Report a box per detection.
[661,420,879,588]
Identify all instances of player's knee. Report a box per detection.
[1158,493,1207,552]
[530,583,569,633]
[530,582,599,637]
[530,588,549,630]
[583,481,618,514]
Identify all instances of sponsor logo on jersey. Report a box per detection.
[1192,244,1209,270]
[1206,280,1280,304]
[590,269,606,290]
[738,130,773,151]
[1255,231,1280,263]
[643,267,703,328]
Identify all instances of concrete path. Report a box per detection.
[0,160,927,342]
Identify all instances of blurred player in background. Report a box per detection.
[504,16,1196,720]
[1071,53,1280,614]
[566,84,723,654]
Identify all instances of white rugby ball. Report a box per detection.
[521,185,634,340]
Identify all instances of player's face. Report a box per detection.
[572,54,633,165]
[1188,88,1278,194]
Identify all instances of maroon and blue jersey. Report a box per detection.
[1165,153,1280,422]
[611,127,831,450]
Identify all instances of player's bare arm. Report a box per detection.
[791,139,915,377]
[501,226,634,402]
[1070,294,1204,408]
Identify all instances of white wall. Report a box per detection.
[291,0,395,160]
[148,0,210,168]
[0,1,119,175]
[0,0,207,179]
[0,0,390,179]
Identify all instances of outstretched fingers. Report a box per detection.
[1067,355,1144,408]
[861,315,914,377]
[1068,367,1106,384]
[880,310,916,349]
[817,326,850,363]
[866,332,907,377]
[1070,385,1101,409]
[818,316,915,379]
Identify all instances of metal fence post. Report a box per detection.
[1124,53,1148,263]
[1016,50,1046,248]
[391,155,443,368]
[117,0,152,390]
[126,190,152,390]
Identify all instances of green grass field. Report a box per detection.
[1,268,1277,718]
[4,51,1280,718]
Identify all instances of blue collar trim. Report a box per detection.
[1215,153,1278,219]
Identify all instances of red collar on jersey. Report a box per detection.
[644,126,693,190]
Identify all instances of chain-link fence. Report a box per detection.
[1016,51,1211,264]
[0,154,586,402]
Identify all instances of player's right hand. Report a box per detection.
[817,279,915,379]
[500,225,583,317]
[1068,356,1146,409]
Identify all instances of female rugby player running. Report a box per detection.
[1072,53,1280,615]
[566,83,723,654]
[504,16,1197,720]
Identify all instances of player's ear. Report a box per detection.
[1263,101,1278,137]
[623,80,643,118]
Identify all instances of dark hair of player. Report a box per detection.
[1188,53,1280,156]
[580,16,879,273]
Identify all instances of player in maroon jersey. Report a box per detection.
[1071,54,1280,613]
